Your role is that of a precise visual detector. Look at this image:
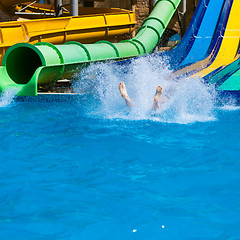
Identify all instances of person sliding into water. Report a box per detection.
[119,81,167,110]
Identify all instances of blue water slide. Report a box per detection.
[114,0,209,68]
[172,0,232,77]
[201,0,231,59]
[177,0,226,67]
[160,0,210,68]
[114,0,230,74]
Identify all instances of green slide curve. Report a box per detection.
[0,0,181,96]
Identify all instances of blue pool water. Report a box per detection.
[1,58,240,239]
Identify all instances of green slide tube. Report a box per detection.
[0,0,181,96]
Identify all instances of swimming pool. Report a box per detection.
[0,58,240,239]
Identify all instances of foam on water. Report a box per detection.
[218,104,240,111]
[74,55,217,124]
[0,88,19,108]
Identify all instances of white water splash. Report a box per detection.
[0,88,19,107]
[74,55,216,124]
[218,104,240,111]
[159,78,216,123]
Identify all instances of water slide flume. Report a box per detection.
[0,0,181,96]
[171,0,240,93]
[0,7,136,64]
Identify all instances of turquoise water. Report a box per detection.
[1,58,240,239]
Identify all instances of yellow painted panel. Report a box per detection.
[66,16,107,29]
[192,0,240,77]
[66,31,107,42]
[106,14,132,26]
[24,18,70,33]
[0,25,26,44]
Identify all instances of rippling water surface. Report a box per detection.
[1,58,240,239]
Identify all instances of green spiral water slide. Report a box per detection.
[0,0,181,96]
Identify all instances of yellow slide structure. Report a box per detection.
[0,1,136,64]
[193,0,240,78]
[174,0,240,79]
